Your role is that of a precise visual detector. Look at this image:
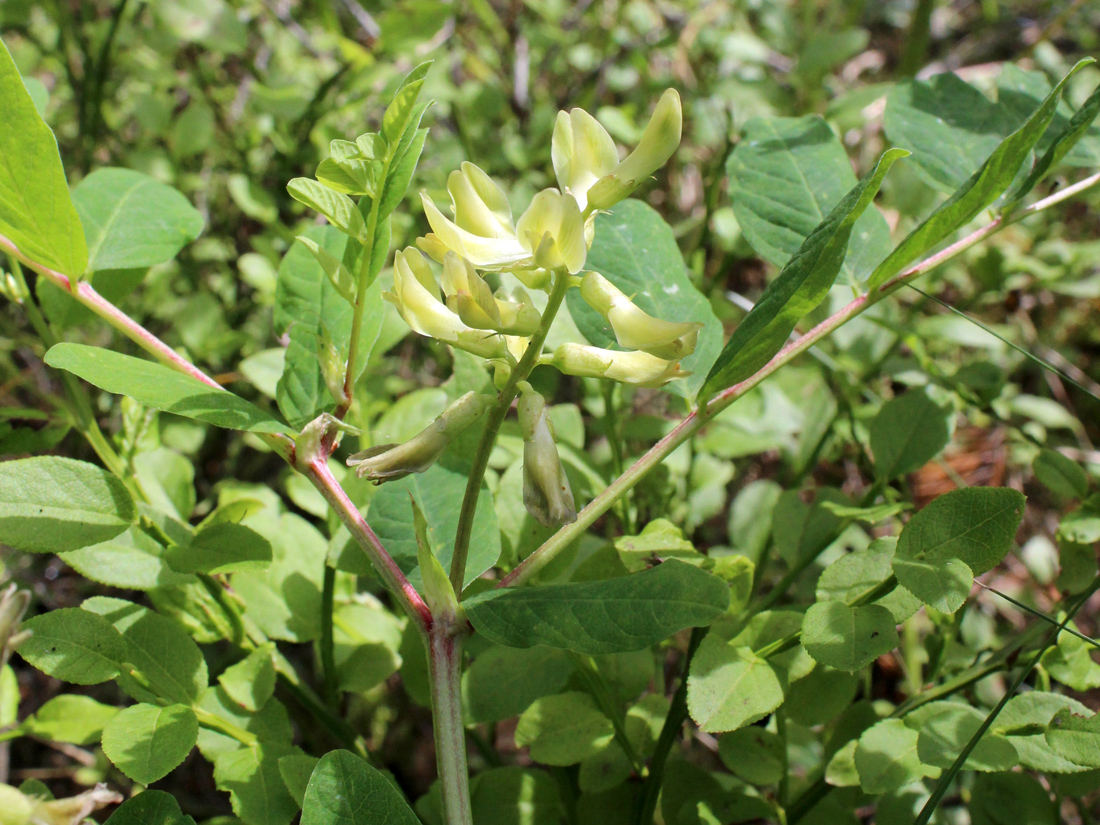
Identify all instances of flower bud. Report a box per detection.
[579,271,701,359]
[386,248,508,359]
[549,342,691,388]
[552,108,619,212]
[346,391,492,482]
[515,189,587,274]
[319,324,349,407]
[518,385,576,528]
[587,89,682,211]
[440,253,542,336]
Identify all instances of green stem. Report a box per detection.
[427,621,473,825]
[635,626,706,825]
[571,654,643,773]
[338,152,392,419]
[321,564,339,708]
[449,269,570,592]
[197,573,245,647]
[193,706,259,747]
[501,175,1100,589]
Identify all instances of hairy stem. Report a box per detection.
[307,459,432,632]
[502,175,1100,589]
[428,622,473,825]
[449,269,570,592]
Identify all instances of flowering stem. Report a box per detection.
[501,174,1100,589]
[448,268,571,593]
[427,620,473,825]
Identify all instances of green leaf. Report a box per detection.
[868,59,1093,291]
[816,538,922,623]
[464,560,729,654]
[913,702,1019,771]
[369,463,500,590]
[101,703,199,785]
[727,115,894,282]
[801,601,899,672]
[411,495,457,615]
[0,36,88,277]
[1000,691,1095,773]
[274,226,383,428]
[704,148,907,396]
[287,178,365,240]
[892,487,1025,613]
[45,343,292,434]
[0,456,136,553]
[469,767,563,825]
[24,694,118,745]
[784,666,859,727]
[970,773,1056,825]
[462,645,575,723]
[301,750,419,825]
[613,518,701,572]
[568,199,723,400]
[61,526,194,590]
[104,791,197,825]
[718,727,785,786]
[83,596,208,705]
[18,608,124,684]
[884,72,1019,193]
[854,718,936,794]
[195,685,293,760]
[278,753,319,808]
[870,390,951,480]
[686,641,784,733]
[1045,709,1100,769]
[218,643,277,712]
[381,62,432,147]
[164,522,273,575]
[378,127,428,220]
[72,168,204,272]
[514,692,615,766]
[1007,83,1100,203]
[214,743,301,825]
[1033,448,1089,499]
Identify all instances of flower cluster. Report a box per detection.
[351,90,700,526]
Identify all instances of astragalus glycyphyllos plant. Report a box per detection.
[2,27,1100,825]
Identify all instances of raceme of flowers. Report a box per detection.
[343,90,696,526]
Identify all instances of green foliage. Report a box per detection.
[464,561,729,653]
[0,456,135,553]
[1,7,1099,825]
[301,750,419,825]
[101,703,199,784]
[0,38,86,277]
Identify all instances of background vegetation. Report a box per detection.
[1,0,1099,823]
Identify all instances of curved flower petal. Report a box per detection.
[549,342,690,387]
[421,194,529,269]
[516,189,587,274]
[552,108,619,212]
[448,162,515,239]
[587,89,682,211]
[580,271,701,358]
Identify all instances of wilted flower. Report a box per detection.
[518,384,576,527]
[553,89,682,213]
[549,342,690,388]
[347,391,493,482]
[386,248,508,359]
[0,783,122,825]
[579,271,701,360]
